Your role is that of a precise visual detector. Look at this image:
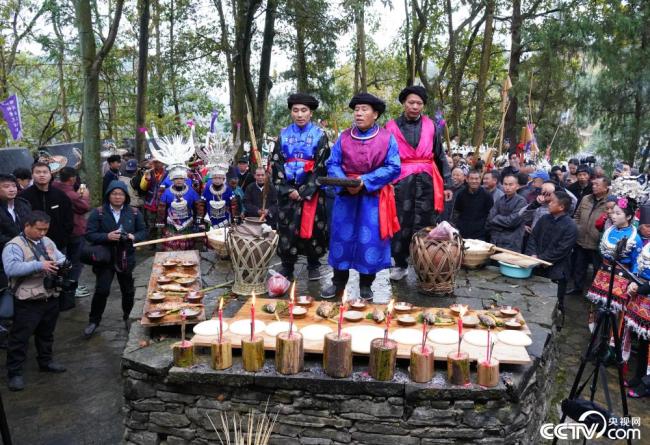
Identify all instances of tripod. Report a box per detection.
[553,239,634,445]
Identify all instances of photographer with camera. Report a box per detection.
[83,180,146,338]
[2,210,68,391]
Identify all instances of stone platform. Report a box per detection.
[122,254,560,445]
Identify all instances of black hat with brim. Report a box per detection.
[287,93,319,110]
[348,93,386,116]
[398,85,428,104]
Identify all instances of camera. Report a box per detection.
[44,259,73,291]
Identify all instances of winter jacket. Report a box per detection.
[85,181,147,271]
[526,213,578,280]
[486,193,527,252]
[52,180,91,237]
[20,185,74,249]
[573,193,607,250]
[0,197,32,288]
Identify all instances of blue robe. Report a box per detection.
[326,126,401,274]
[202,180,233,227]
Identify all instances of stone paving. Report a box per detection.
[1,250,648,444]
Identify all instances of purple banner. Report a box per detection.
[0,94,23,141]
[210,110,218,133]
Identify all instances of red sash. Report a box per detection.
[379,184,400,240]
[287,159,318,239]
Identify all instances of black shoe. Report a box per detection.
[39,362,66,373]
[360,286,373,301]
[308,268,322,281]
[84,323,98,338]
[8,375,24,391]
[321,284,339,300]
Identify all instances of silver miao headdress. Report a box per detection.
[196,128,233,177]
[145,122,196,180]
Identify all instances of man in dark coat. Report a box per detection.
[229,156,254,191]
[452,170,493,240]
[486,174,527,251]
[567,164,593,214]
[102,154,122,196]
[526,190,578,315]
[243,168,278,226]
[20,162,73,250]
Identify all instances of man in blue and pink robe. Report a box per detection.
[322,93,401,301]
[385,85,451,281]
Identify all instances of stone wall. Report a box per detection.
[122,330,558,445]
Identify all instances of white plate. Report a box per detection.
[391,328,422,345]
[228,319,266,336]
[342,325,388,354]
[300,324,333,341]
[428,328,459,345]
[463,330,490,347]
[265,321,290,337]
[192,319,228,336]
[497,330,532,346]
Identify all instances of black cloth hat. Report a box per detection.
[640,205,650,225]
[287,93,319,110]
[576,164,591,175]
[238,155,249,164]
[348,93,386,116]
[398,85,428,104]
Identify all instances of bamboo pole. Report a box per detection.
[491,246,553,266]
[275,332,304,375]
[241,336,265,372]
[323,332,352,378]
[447,351,470,385]
[477,358,499,387]
[211,339,233,370]
[369,338,397,381]
[134,231,207,248]
[409,344,435,383]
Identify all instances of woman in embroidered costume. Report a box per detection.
[586,196,642,312]
[623,203,650,398]
[160,169,201,251]
[271,93,330,281]
[201,166,232,227]
[384,85,451,281]
[321,93,401,300]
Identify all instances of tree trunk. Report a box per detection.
[255,0,278,141]
[355,8,367,93]
[52,9,71,141]
[75,0,124,204]
[215,0,236,129]
[135,0,150,161]
[504,0,522,146]
[153,0,164,117]
[293,0,308,92]
[471,0,495,148]
[404,0,413,86]
[169,0,179,117]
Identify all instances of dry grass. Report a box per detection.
[206,403,279,445]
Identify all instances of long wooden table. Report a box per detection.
[192,298,532,365]
[140,250,206,327]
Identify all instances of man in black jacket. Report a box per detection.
[526,191,578,317]
[452,170,493,240]
[20,162,73,251]
[567,164,593,213]
[243,168,278,226]
[102,154,122,195]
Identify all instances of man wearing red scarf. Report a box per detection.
[385,85,451,281]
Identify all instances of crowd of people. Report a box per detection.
[0,86,648,398]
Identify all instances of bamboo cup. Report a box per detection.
[275,332,304,375]
[477,358,499,387]
[409,344,435,383]
[241,335,265,372]
[369,338,397,381]
[447,351,470,385]
[172,341,194,367]
[211,339,233,370]
[323,332,352,378]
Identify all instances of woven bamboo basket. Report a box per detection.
[206,228,229,257]
[462,240,495,269]
[410,228,464,295]
[227,228,279,295]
